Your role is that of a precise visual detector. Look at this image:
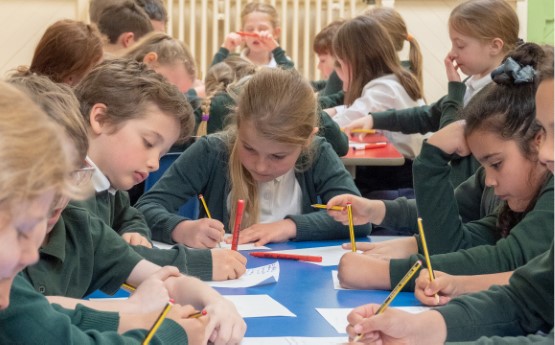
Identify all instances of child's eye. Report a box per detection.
[490,161,502,170]
[271,154,285,160]
[143,138,154,148]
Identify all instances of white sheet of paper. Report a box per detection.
[151,240,269,251]
[316,307,431,333]
[241,337,347,345]
[208,262,279,288]
[268,246,356,266]
[331,270,345,290]
[224,295,295,318]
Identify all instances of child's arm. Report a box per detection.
[271,47,294,69]
[112,191,152,242]
[414,269,514,306]
[210,32,242,66]
[318,110,349,156]
[337,252,392,290]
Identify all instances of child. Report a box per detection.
[0,79,208,345]
[344,44,555,345]
[97,0,153,55]
[135,68,370,248]
[326,15,427,194]
[91,0,167,32]
[211,2,293,69]
[24,19,103,86]
[329,44,553,294]
[311,19,345,94]
[346,0,520,187]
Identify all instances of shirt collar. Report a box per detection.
[40,217,67,262]
[465,74,492,93]
[86,156,117,195]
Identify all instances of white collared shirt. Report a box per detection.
[240,49,278,68]
[86,156,117,195]
[463,74,492,106]
[258,169,302,223]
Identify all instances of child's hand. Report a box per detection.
[341,116,375,140]
[256,30,279,51]
[122,232,152,248]
[234,219,296,246]
[342,237,418,259]
[222,32,243,51]
[326,194,383,225]
[337,252,391,290]
[427,120,470,156]
[203,296,246,344]
[444,53,462,82]
[414,270,458,306]
[128,266,180,313]
[210,248,247,281]
[167,304,210,345]
[172,219,225,248]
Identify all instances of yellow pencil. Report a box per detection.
[353,260,422,342]
[350,129,376,134]
[346,203,356,252]
[142,300,174,345]
[311,203,345,211]
[188,309,207,319]
[417,217,439,304]
[122,283,136,292]
[199,194,221,248]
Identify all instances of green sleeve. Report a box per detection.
[318,110,349,156]
[319,71,343,97]
[318,91,344,109]
[287,139,371,240]
[211,47,230,66]
[380,198,419,234]
[207,93,235,134]
[311,79,327,92]
[446,331,553,345]
[132,245,213,281]
[272,47,294,69]
[0,275,188,344]
[112,191,152,239]
[440,245,554,342]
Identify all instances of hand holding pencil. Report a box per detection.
[325,194,380,226]
[414,269,457,306]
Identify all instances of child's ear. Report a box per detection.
[304,126,319,147]
[489,38,504,57]
[119,32,135,48]
[89,103,109,135]
[142,52,159,65]
[273,27,281,39]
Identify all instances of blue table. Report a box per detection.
[216,238,420,337]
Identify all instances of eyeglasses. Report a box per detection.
[70,166,95,187]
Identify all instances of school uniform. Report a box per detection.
[0,275,188,344]
[210,46,294,69]
[196,92,350,156]
[441,243,554,344]
[22,205,213,299]
[135,135,371,244]
[70,157,151,239]
[388,171,553,291]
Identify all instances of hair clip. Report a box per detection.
[491,57,536,84]
[201,114,209,122]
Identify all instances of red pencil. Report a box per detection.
[231,199,245,251]
[249,252,323,262]
[236,31,258,37]
[351,142,388,150]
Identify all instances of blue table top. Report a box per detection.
[216,238,420,337]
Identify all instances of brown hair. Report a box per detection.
[313,20,345,55]
[449,0,520,54]
[224,68,318,228]
[241,2,279,28]
[90,0,167,23]
[7,73,88,167]
[0,82,79,212]
[98,0,153,44]
[124,31,196,78]
[333,15,423,105]
[364,7,423,88]
[28,19,103,85]
[74,58,194,144]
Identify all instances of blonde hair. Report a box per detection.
[225,68,318,228]
[7,73,89,168]
[241,2,279,28]
[364,7,423,88]
[449,0,520,54]
[124,31,196,79]
[0,82,78,214]
[198,56,257,136]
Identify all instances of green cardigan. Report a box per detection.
[389,172,553,291]
[211,46,294,69]
[442,244,554,344]
[136,135,371,244]
[0,274,188,344]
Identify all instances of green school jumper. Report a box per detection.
[22,205,213,300]
[136,135,371,244]
[210,46,294,69]
[388,171,554,291]
[442,244,554,344]
[0,275,188,344]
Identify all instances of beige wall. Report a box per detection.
[0,0,526,102]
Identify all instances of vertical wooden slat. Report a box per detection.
[212,0,219,68]
[303,0,310,76]
[292,0,299,66]
[167,0,173,36]
[314,0,323,79]
[200,0,208,77]
[280,0,287,52]
[224,0,231,39]
[178,0,184,41]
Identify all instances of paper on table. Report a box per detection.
[241,337,347,345]
[316,307,430,333]
[367,235,406,242]
[268,246,356,266]
[208,261,279,288]
[331,270,345,290]
[224,295,295,318]
[152,239,269,251]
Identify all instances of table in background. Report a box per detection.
[341,133,404,178]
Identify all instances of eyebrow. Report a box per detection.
[477,152,502,164]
